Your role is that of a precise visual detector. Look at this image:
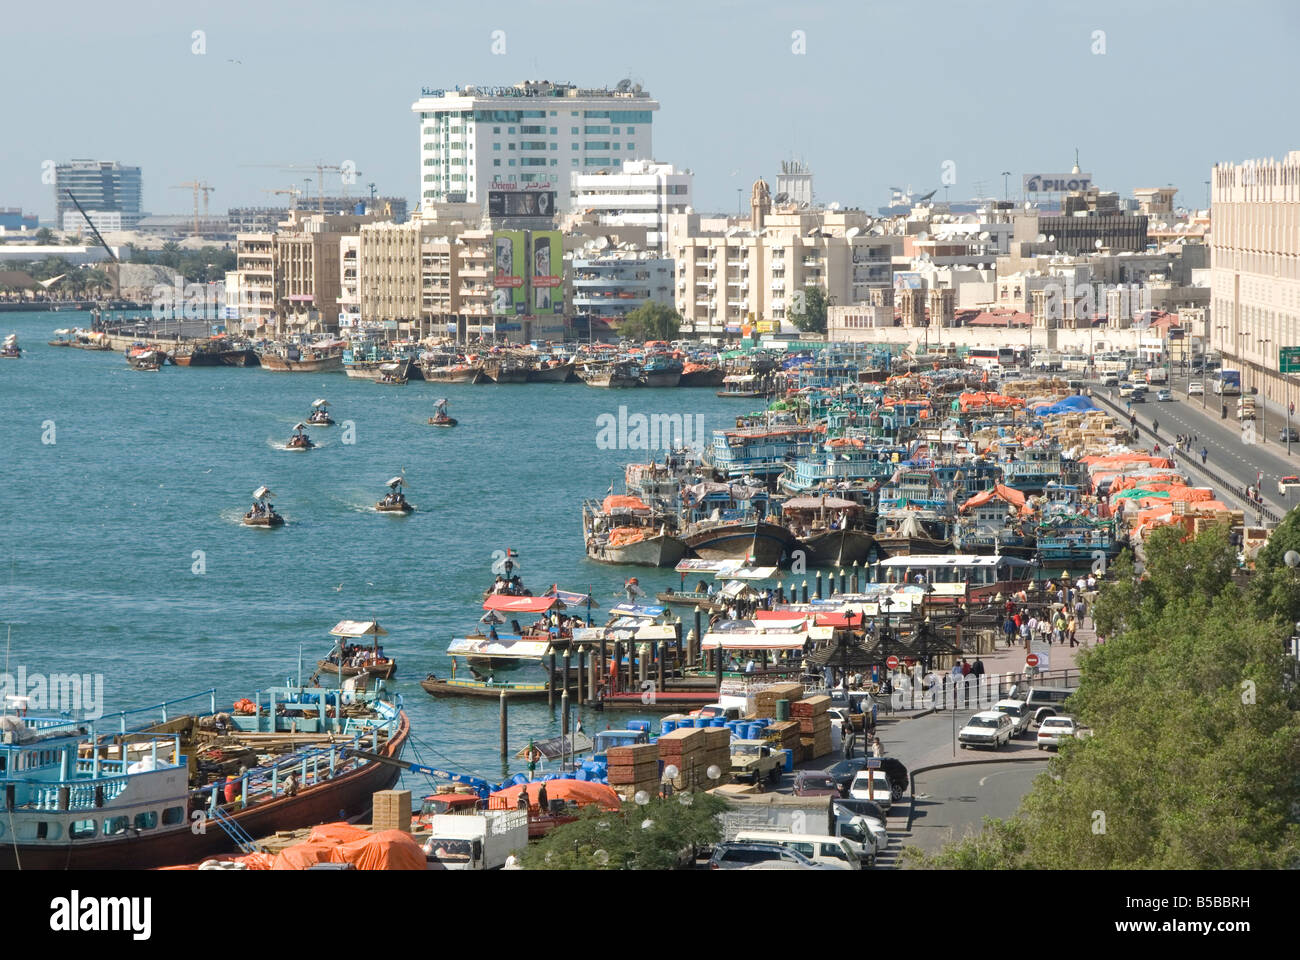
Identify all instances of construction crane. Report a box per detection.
[64,190,120,300]
[262,185,303,212]
[241,162,363,214]
[171,181,215,237]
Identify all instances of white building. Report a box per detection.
[569,160,692,252]
[61,210,124,234]
[411,80,658,213]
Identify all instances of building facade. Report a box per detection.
[571,251,673,322]
[411,80,658,211]
[568,159,691,251]
[54,160,143,229]
[1210,150,1300,407]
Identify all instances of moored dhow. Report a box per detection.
[258,343,344,373]
[583,495,688,568]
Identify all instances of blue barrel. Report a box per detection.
[628,720,651,734]
[573,769,587,781]
[783,748,795,772]
[709,717,726,727]
[661,719,678,735]
[745,723,762,740]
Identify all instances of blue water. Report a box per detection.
[0,310,753,789]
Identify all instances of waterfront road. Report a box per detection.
[1092,384,1294,522]
[905,761,1045,856]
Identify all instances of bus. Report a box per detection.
[1213,369,1241,396]
[968,347,1019,370]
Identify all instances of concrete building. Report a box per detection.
[571,248,673,323]
[54,160,143,230]
[669,179,898,336]
[229,197,407,234]
[567,159,691,251]
[233,234,275,330]
[776,159,814,208]
[1210,150,1300,407]
[338,235,360,328]
[1038,188,1149,255]
[358,221,423,328]
[411,80,658,211]
[0,208,39,231]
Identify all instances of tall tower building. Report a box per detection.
[54,160,143,231]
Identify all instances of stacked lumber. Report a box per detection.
[372,790,412,833]
[794,695,833,758]
[657,727,722,791]
[606,743,660,802]
[698,726,733,788]
[752,682,804,719]
[764,719,801,761]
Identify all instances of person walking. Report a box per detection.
[1153,418,1159,435]
[1201,446,1208,465]
[1068,615,1078,647]
[871,736,884,758]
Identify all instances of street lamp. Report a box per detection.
[1001,171,1012,202]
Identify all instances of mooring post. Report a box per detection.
[499,690,508,758]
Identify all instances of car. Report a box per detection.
[848,770,893,810]
[1156,389,1173,402]
[732,831,863,870]
[1279,476,1300,495]
[991,699,1033,737]
[1188,381,1205,396]
[1100,374,1120,386]
[1023,686,1075,725]
[826,757,868,794]
[730,740,784,785]
[1037,715,1089,750]
[1118,383,1136,399]
[708,841,832,870]
[1129,389,1147,403]
[1281,430,1300,443]
[958,711,1014,749]
[793,770,841,797]
[832,798,891,854]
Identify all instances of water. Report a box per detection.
[0,310,749,790]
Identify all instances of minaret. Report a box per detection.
[750,178,771,231]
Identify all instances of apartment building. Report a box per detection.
[568,159,692,251]
[571,248,674,322]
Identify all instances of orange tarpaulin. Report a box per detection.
[602,495,648,513]
[958,392,1026,413]
[607,526,648,546]
[488,780,621,813]
[960,483,1028,512]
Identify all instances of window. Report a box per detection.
[627,126,636,134]
[493,126,500,134]
[492,143,500,151]
[550,143,557,151]
[134,806,158,832]
[612,127,620,134]
[585,125,611,134]
[570,126,579,135]
[103,816,129,836]
[507,127,515,134]
[613,144,620,150]
[508,160,516,167]
[550,159,557,166]
[549,110,556,116]
[70,819,97,840]
[162,806,185,826]
[628,143,635,151]
[571,159,579,167]
[549,126,557,134]
[508,143,516,150]
[493,159,501,167]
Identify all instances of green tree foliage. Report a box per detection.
[519,793,725,870]
[789,285,828,334]
[912,525,1300,869]
[619,300,681,342]
[34,227,53,245]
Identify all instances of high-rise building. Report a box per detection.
[1210,150,1300,408]
[411,80,658,212]
[568,160,692,252]
[54,160,143,230]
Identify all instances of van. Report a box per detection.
[733,831,863,870]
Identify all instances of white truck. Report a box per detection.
[1144,367,1168,385]
[420,810,529,870]
[717,794,880,865]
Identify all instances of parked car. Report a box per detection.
[1280,430,1300,443]
[1036,715,1090,750]
[1279,476,1300,495]
[1156,389,1173,402]
[833,798,891,854]
[708,841,830,870]
[958,711,1014,749]
[992,699,1033,737]
[848,770,893,810]
[1188,381,1205,396]
[826,758,868,795]
[1023,686,1075,725]
[733,831,863,870]
[793,770,841,797]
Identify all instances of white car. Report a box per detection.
[1036,715,1089,750]
[1279,476,1300,496]
[992,699,1033,738]
[848,770,893,810]
[1100,374,1120,387]
[1188,381,1204,396]
[958,711,1014,750]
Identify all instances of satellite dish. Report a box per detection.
[916,231,929,241]
[595,236,610,249]
[870,226,885,236]
[828,201,841,211]
[1048,235,1056,243]
[979,231,991,241]
[1094,239,1104,249]
[615,78,632,92]
[1036,233,1047,243]
[846,227,861,238]
[773,192,789,204]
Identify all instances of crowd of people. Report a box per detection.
[1000,575,1095,649]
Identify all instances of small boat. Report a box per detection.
[527,359,575,383]
[315,619,397,680]
[286,423,315,450]
[242,486,285,527]
[376,476,414,514]
[376,361,409,385]
[126,345,163,370]
[481,357,532,384]
[582,360,642,388]
[420,675,550,700]
[421,361,478,383]
[307,399,335,426]
[427,397,458,427]
[258,344,344,373]
[1,334,21,359]
[48,329,76,347]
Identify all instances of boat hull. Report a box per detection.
[679,368,725,388]
[420,678,549,700]
[641,371,681,388]
[421,365,478,383]
[684,522,795,565]
[259,352,343,373]
[798,528,876,568]
[585,533,688,568]
[316,659,397,680]
[427,417,458,427]
[527,362,573,383]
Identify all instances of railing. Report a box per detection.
[209,805,259,853]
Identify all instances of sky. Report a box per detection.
[5,0,1299,221]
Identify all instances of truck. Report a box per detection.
[716,794,880,865]
[1237,395,1257,420]
[730,739,785,785]
[420,810,529,870]
[1144,367,1168,385]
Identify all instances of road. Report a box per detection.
[906,761,1044,855]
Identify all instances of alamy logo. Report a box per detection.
[0,669,104,720]
[596,406,707,453]
[49,891,151,940]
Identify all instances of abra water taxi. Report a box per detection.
[1,334,20,358]
[242,486,285,528]
[286,423,315,450]
[315,620,397,680]
[307,399,334,426]
[376,477,414,514]
[428,398,458,427]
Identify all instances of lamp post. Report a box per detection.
[1259,337,1271,443]
[1001,171,1011,202]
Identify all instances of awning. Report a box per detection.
[330,620,387,638]
[545,588,598,608]
[607,602,664,619]
[782,497,860,512]
[701,633,809,650]
[447,637,551,659]
[482,595,564,614]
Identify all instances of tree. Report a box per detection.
[618,300,681,342]
[519,793,726,870]
[158,241,182,269]
[34,227,53,245]
[790,284,828,334]
[910,525,1300,870]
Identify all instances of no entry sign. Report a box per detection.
[886,655,900,670]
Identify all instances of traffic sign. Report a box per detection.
[886,655,900,670]
[1026,653,1040,667]
[903,656,915,666]
[866,758,881,769]
[1281,346,1300,373]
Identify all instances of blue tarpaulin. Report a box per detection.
[1033,394,1100,416]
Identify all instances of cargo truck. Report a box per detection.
[717,794,881,865]
[420,810,529,870]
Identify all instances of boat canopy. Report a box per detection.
[875,554,1031,568]
[252,486,273,499]
[330,619,388,637]
[482,595,565,613]
[674,558,778,580]
[312,399,329,407]
[782,496,861,512]
[607,602,665,619]
[545,588,598,608]
[447,637,551,659]
[294,422,308,430]
[602,494,649,513]
[385,477,404,488]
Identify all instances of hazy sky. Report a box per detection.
[6,0,1298,221]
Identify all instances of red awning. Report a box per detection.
[482,595,563,613]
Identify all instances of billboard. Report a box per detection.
[531,230,564,315]
[493,230,525,316]
[1023,173,1093,195]
[488,189,556,219]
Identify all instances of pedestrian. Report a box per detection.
[1201,447,1208,465]
[960,658,971,678]
[1019,619,1030,646]
[1068,616,1078,646]
[1087,573,1096,591]
[1153,418,1159,435]
[871,736,884,758]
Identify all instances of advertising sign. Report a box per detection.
[488,189,556,219]
[531,230,564,315]
[492,230,525,316]
[1023,172,1093,195]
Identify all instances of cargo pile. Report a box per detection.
[752,682,804,719]
[792,695,832,760]
[655,728,711,792]
[698,726,733,789]
[606,743,661,802]
[371,789,412,833]
[999,377,1073,401]
[764,719,802,762]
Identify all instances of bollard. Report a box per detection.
[801,581,809,604]
[686,628,697,668]
[693,609,702,663]
[815,571,823,600]
[579,651,587,705]
[851,561,860,593]
[839,569,846,594]
[563,651,572,699]
[548,654,556,708]
[612,642,622,694]
[499,690,508,758]
[561,689,570,737]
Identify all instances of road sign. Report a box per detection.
[866,758,881,769]
[903,656,915,666]
[886,655,900,670]
[1281,346,1300,373]
[1026,653,1040,667]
